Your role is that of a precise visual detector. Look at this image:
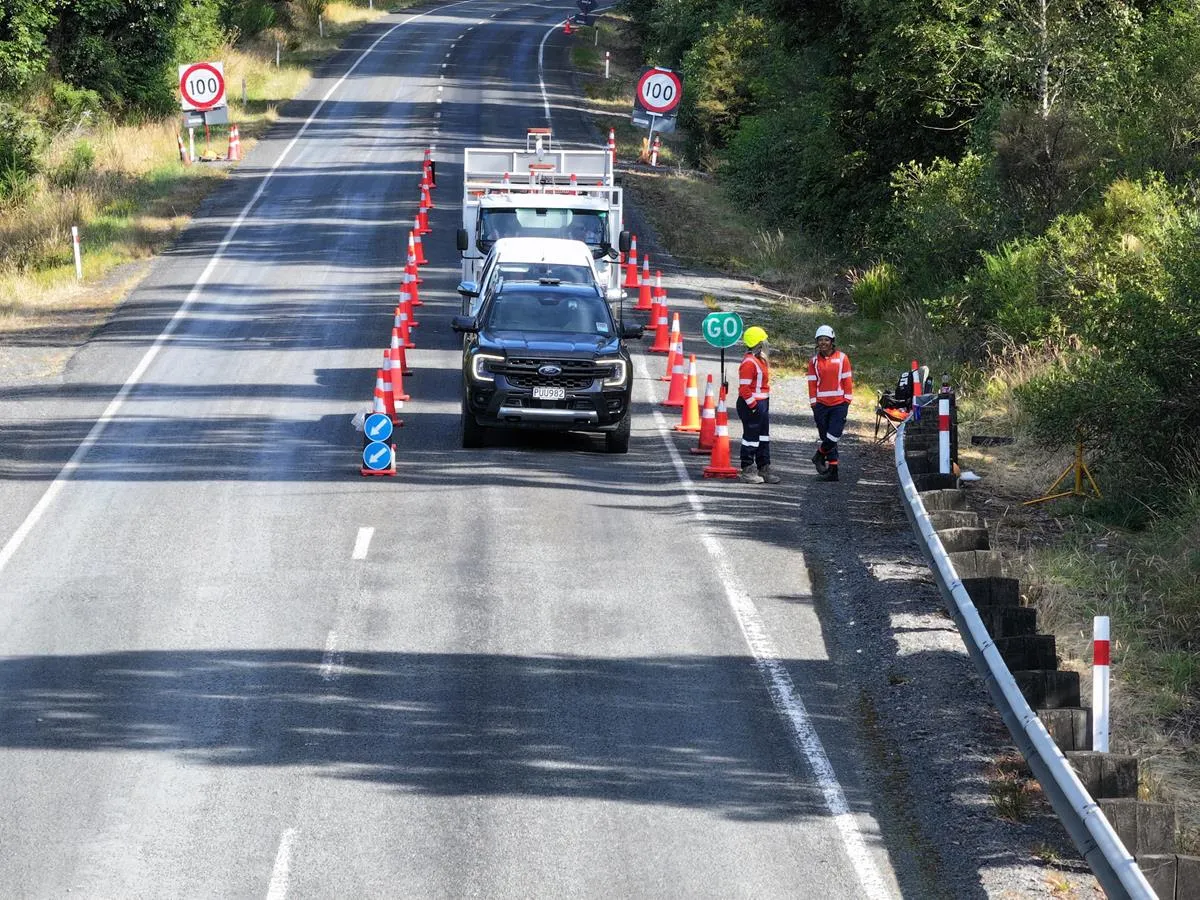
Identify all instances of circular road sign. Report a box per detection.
[702,311,744,349]
[179,62,225,112]
[636,68,682,116]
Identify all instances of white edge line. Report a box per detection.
[0,0,479,581]
[265,827,297,900]
[352,526,375,559]
[634,360,891,898]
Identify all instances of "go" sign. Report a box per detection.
[702,311,744,348]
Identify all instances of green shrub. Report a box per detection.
[51,141,96,188]
[224,0,276,40]
[50,82,105,131]
[887,151,1008,302]
[0,103,44,201]
[851,262,899,319]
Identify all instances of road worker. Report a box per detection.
[808,324,853,482]
[736,326,781,484]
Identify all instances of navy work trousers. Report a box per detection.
[736,397,770,468]
[813,402,849,464]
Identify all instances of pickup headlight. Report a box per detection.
[598,357,627,388]
[470,353,505,382]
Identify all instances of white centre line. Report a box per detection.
[352,526,375,559]
[265,828,297,900]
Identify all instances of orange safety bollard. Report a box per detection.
[703,387,741,478]
[673,355,702,432]
[690,375,718,454]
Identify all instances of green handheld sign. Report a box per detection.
[702,312,744,349]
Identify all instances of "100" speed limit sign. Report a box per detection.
[635,68,682,116]
[179,62,226,112]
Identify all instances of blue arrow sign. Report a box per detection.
[365,413,393,442]
[362,441,393,471]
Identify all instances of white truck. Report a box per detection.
[456,129,630,302]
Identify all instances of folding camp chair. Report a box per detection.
[874,365,927,443]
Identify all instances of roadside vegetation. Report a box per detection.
[576,4,1198,848]
[0,0,397,339]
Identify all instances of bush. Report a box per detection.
[887,151,1008,302]
[50,82,105,131]
[0,103,44,201]
[224,0,275,41]
[851,262,899,319]
[50,141,96,188]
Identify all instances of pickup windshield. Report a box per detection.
[479,209,608,252]
[484,290,613,335]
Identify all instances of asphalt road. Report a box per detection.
[0,3,903,896]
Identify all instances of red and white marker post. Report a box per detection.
[1093,616,1110,752]
[939,391,952,475]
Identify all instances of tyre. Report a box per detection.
[605,408,631,454]
[461,396,485,449]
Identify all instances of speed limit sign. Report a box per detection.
[179,62,226,112]
[635,68,682,116]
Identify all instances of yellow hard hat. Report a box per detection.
[744,326,768,349]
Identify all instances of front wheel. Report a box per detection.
[605,408,631,454]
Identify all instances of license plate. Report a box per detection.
[532,386,566,400]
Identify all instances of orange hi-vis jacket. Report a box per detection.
[738,352,770,409]
[807,349,854,407]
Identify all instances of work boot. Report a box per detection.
[739,464,765,484]
[759,464,782,484]
[811,450,828,474]
[815,465,839,482]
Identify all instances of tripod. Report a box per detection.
[1025,437,1102,506]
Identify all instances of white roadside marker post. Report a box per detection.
[1093,616,1111,752]
[188,127,196,164]
[938,386,951,474]
[605,51,610,79]
[71,226,82,280]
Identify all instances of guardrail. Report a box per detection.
[893,404,1156,899]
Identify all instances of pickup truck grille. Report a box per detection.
[498,358,609,391]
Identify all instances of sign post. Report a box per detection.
[702,311,743,391]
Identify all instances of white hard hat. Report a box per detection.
[815,325,836,340]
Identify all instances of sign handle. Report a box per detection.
[720,347,727,393]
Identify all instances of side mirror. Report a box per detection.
[618,230,631,254]
[451,315,479,334]
[456,228,469,253]
[457,280,480,298]
[621,324,645,340]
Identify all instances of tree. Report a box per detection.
[0,0,60,94]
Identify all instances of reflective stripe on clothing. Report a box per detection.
[739,353,770,406]
[807,350,854,407]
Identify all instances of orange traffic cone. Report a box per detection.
[912,359,922,403]
[424,147,436,187]
[399,287,419,329]
[703,387,741,478]
[395,301,415,349]
[389,329,411,401]
[420,170,433,203]
[607,128,616,166]
[649,303,672,353]
[390,310,413,374]
[226,124,241,161]
[663,349,687,408]
[653,270,666,304]
[417,198,431,236]
[661,314,682,381]
[673,356,702,432]
[623,235,639,288]
[690,375,718,454]
[405,233,423,288]
[564,17,573,34]
[636,256,653,310]
[379,358,401,424]
[412,223,428,265]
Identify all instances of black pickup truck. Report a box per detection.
[451,281,642,453]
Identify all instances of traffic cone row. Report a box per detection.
[363,147,437,477]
